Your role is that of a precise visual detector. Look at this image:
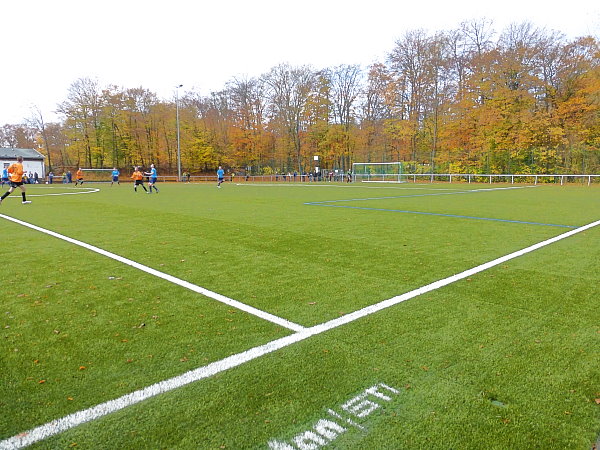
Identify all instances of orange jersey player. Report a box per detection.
[131,167,147,192]
[0,155,31,205]
[74,168,84,186]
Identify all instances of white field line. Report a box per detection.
[0,214,305,333]
[1,187,100,198]
[2,218,598,449]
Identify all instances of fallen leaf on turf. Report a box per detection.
[67,397,74,401]
[78,366,86,371]
[38,380,46,384]
[595,398,600,404]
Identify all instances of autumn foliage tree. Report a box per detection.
[2,22,598,177]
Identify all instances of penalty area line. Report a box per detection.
[0,214,305,333]
[2,218,598,449]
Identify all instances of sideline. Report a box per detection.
[1,218,598,449]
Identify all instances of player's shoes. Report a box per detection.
[22,201,31,204]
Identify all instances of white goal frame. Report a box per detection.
[352,162,406,183]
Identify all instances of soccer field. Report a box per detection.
[1,181,599,449]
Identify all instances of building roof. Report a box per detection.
[0,148,45,160]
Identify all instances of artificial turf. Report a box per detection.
[1,181,598,449]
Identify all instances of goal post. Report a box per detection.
[352,162,406,183]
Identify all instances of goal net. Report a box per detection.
[79,168,116,182]
[352,162,406,183]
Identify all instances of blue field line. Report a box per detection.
[304,190,478,205]
[303,186,537,204]
[305,203,577,228]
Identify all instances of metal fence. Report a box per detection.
[44,173,599,185]
[354,173,600,186]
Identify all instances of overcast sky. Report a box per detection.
[1,0,598,126]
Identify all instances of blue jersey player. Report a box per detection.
[111,168,120,186]
[144,164,159,193]
[217,166,224,188]
[1,167,8,188]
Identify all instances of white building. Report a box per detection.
[0,148,46,180]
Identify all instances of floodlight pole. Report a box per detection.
[176,84,183,182]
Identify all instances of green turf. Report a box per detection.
[0,181,598,449]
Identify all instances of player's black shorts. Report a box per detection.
[10,181,23,188]
[134,180,144,185]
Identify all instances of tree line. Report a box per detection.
[2,20,599,176]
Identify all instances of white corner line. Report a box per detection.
[2,218,598,449]
[0,214,305,333]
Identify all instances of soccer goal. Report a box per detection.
[79,168,115,182]
[352,162,406,183]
